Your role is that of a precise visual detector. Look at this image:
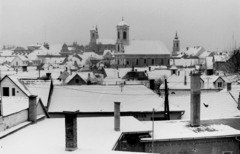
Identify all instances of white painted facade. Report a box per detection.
[1,77,28,97]
[10,56,28,67]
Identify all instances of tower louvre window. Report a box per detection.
[118,32,120,39]
[123,31,127,39]
[118,45,120,52]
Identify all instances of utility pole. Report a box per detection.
[152,108,155,153]
[164,79,170,120]
[0,65,2,116]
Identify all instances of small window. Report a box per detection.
[144,59,146,64]
[75,79,79,83]
[12,88,15,96]
[126,61,129,65]
[136,59,138,65]
[16,62,18,66]
[218,82,223,88]
[3,87,9,96]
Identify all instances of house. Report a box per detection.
[201,75,226,89]
[10,55,30,68]
[48,85,184,120]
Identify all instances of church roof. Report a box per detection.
[97,39,116,45]
[123,40,170,55]
[117,20,129,26]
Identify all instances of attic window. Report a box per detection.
[75,79,79,83]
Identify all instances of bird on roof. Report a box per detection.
[203,103,209,107]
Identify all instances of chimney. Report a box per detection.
[190,72,201,127]
[149,67,151,71]
[149,79,155,91]
[114,102,120,131]
[46,73,51,79]
[28,95,37,123]
[227,83,231,91]
[64,110,79,151]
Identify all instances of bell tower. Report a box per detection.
[116,17,129,46]
[172,32,180,56]
[90,26,98,45]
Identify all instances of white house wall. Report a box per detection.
[11,56,26,67]
[1,77,28,97]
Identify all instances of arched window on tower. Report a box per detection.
[136,59,138,65]
[123,31,127,39]
[118,32,120,39]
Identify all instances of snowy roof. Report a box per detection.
[18,55,29,61]
[117,20,129,26]
[0,50,14,56]
[178,46,205,57]
[97,39,116,45]
[5,75,32,96]
[168,92,240,120]
[213,55,227,62]
[142,118,240,141]
[1,97,28,116]
[123,40,170,55]
[22,80,52,107]
[170,65,177,70]
[45,57,66,64]
[199,50,212,58]
[201,75,223,83]
[65,72,93,83]
[1,117,150,153]
[48,85,183,113]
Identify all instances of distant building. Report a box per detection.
[172,32,180,56]
[114,19,171,67]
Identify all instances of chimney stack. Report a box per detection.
[190,72,201,127]
[114,102,120,131]
[64,110,79,151]
[149,67,151,71]
[46,73,51,79]
[28,95,37,123]
[227,83,231,91]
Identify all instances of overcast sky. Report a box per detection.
[0,0,240,52]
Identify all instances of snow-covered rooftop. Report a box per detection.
[1,117,150,153]
[169,92,239,120]
[7,75,32,96]
[48,85,183,113]
[142,118,240,141]
[22,80,52,107]
[123,40,170,55]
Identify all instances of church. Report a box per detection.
[114,19,171,67]
[88,19,172,67]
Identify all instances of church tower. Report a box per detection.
[89,26,98,45]
[116,18,130,53]
[172,32,180,56]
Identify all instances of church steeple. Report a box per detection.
[172,31,180,56]
[116,18,129,45]
[175,32,178,39]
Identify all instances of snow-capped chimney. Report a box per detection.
[190,72,201,127]
[114,102,120,131]
[28,95,37,123]
[64,110,79,151]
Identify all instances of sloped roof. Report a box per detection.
[169,92,239,120]
[117,20,129,26]
[122,71,148,80]
[0,50,14,56]
[18,55,29,61]
[199,50,212,58]
[48,85,183,113]
[97,39,116,45]
[123,40,170,55]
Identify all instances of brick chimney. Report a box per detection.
[63,110,79,151]
[28,95,37,123]
[114,102,120,131]
[46,73,51,79]
[190,72,201,127]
